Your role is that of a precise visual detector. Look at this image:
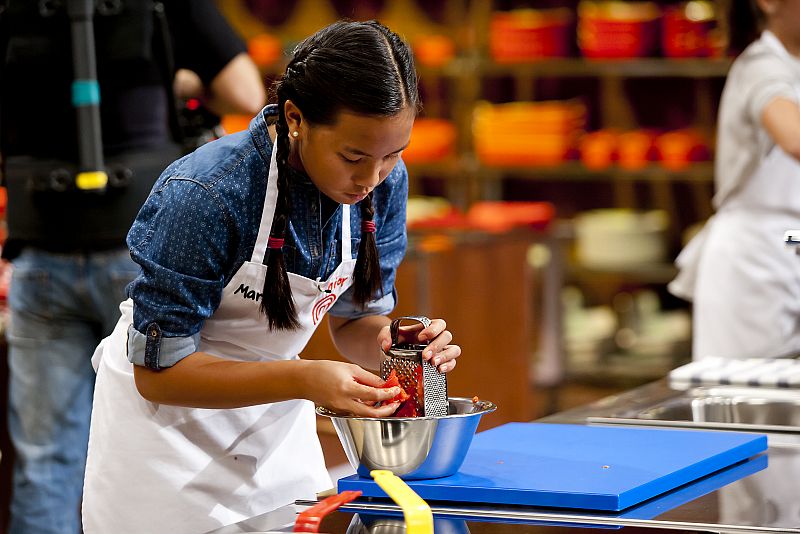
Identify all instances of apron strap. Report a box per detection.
[251,137,280,265]
[342,204,352,260]
[251,130,354,264]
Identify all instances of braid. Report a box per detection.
[260,90,300,330]
[353,192,383,307]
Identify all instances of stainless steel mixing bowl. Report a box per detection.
[316,397,497,479]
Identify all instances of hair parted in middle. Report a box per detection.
[261,20,420,330]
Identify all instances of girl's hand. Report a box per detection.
[305,360,402,417]
[378,318,461,373]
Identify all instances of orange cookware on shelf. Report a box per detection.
[402,119,456,164]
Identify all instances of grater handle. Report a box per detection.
[389,316,432,347]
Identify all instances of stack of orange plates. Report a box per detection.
[473,101,586,166]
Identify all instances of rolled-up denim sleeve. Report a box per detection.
[127,323,201,369]
[125,175,235,369]
[329,287,398,319]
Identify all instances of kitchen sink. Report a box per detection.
[588,386,800,433]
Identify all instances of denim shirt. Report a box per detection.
[126,105,408,368]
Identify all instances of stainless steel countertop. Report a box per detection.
[207,380,800,534]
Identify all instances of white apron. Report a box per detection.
[82,146,356,533]
[669,34,800,360]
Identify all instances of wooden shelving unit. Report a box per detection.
[428,57,732,79]
[471,162,715,183]
[222,0,737,390]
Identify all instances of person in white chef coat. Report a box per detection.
[669,0,800,360]
[81,20,461,534]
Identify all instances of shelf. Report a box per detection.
[268,57,732,82]
[405,158,466,177]
[481,161,714,182]
[567,262,679,284]
[409,159,714,183]
[419,57,733,79]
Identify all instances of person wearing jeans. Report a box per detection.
[0,1,265,532]
[7,249,139,529]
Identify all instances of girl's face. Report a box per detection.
[285,102,415,204]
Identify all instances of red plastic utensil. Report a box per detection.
[294,490,362,532]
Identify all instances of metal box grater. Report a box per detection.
[380,316,448,417]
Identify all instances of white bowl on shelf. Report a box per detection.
[575,209,669,268]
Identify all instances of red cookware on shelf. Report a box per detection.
[490,9,573,62]
[578,128,711,170]
[617,129,658,169]
[580,129,619,169]
[662,1,722,58]
[466,201,555,233]
[578,1,661,59]
[406,197,555,234]
[653,128,711,169]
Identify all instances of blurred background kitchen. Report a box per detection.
[0,0,770,528]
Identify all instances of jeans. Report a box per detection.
[6,248,139,534]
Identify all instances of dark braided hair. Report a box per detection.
[261,20,420,330]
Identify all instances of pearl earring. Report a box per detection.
[291,131,299,138]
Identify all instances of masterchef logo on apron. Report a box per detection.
[312,294,337,324]
[312,276,350,324]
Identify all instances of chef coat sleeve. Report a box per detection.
[744,54,799,126]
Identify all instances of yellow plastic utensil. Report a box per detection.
[370,470,433,534]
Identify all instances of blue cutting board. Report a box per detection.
[338,423,767,511]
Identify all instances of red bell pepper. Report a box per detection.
[388,366,424,417]
[379,370,410,405]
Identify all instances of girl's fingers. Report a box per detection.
[340,399,399,418]
[352,368,384,388]
[350,380,402,403]
[430,345,461,372]
[416,319,447,343]
[422,330,455,361]
[354,401,401,418]
[430,344,460,365]
[437,358,457,373]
